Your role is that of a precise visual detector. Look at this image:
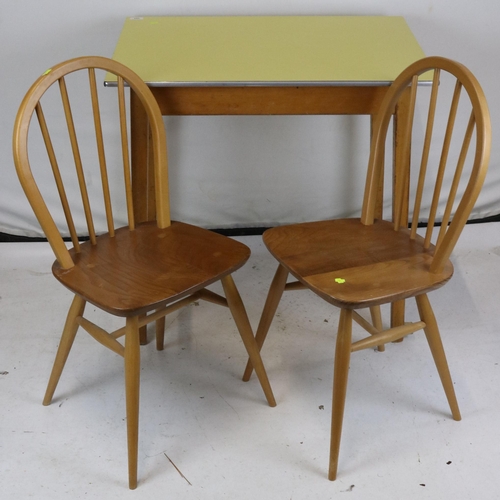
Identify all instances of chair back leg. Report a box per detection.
[391,300,406,343]
[156,316,166,351]
[415,294,461,421]
[369,305,385,352]
[243,263,289,381]
[221,275,277,408]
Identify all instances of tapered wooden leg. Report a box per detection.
[221,275,276,407]
[415,294,461,421]
[369,305,385,352]
[391,299,406,343]
[243,264,289,381]
[43,295,86,406]
[329,308,353,481]
[124,316,141,490]
[155,316,166,351]
[131,89,155,223]
[139,320,148,345]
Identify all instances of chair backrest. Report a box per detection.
[13,56,170,270]
[361,56,491,273]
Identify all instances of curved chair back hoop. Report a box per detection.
[361,56,491,273]
[13,56,170,270]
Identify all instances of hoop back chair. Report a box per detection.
[13,56,276,489]
[243,57,491,480]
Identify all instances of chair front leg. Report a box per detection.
[415,294,461,421]
[43,294,86,406]
[221,274,276,408]
[243,263,288,381]
[124,316,141,489]
[329,308,353,481]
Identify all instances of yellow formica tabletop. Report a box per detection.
[107,16,425,87]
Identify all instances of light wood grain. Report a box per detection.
[329,309,352,481]
[52,221,251,316]
[124,316,140,490]
[242,263,289,382]
[416,294,461,421]
[43,295,86,406]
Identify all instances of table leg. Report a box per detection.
[370,115,384,220]
[130,89,156,223]
[130,91,154,343]
[390,87,412,333]
[392,86,412,226]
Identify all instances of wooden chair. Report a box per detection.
[242,57,491,480]
[12,56,276,489]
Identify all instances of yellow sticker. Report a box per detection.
[42,68,52,76]
[335,278,346,284]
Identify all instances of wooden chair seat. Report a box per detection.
[263,218,453,309]
[53,221,250,316]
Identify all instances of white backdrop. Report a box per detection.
[1,0,499,236]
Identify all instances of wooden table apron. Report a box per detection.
[130,85,412,225]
